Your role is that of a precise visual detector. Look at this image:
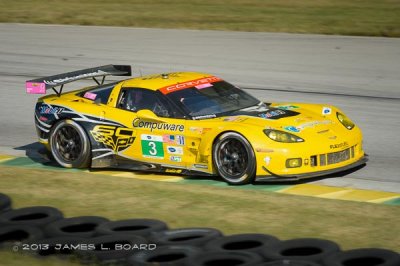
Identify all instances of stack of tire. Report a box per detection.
[1,192,399,266]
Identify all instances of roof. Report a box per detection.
[120,72,215,91]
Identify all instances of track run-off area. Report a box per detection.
[0,23,399,198]
[0,154,399,205]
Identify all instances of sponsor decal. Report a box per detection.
[283,126,300,133]
[223,116,239,122]
[160,76,222,94]
[39,106,64,115]
[295,117,313,123]
[192,114,217,120]
[84,91,97,100]
[26,82,46,94]
[165,169,183,173]
[43,70,108,86]
[297,120,333,130]
[275,105,299,110]
[193,164,208,169]
[255,148,274,153]
[141,134,164,159]
[169,156,182,162]
[90,125,135,152]
[189,127,212,134]
[258,109,286,119]
[330,141,349,149]
[39,116,48,122]
[163,134,175,144]
[176,135,185,145]
[223,116,248,123]
[282,120,332,132]
[133,118,184,132]
[167,146,183,155]
[162,135,185,145]
[322,107,332,115]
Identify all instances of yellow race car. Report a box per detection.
[27,65,367,185]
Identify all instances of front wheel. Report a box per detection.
[49,120,91,168]
[213,132,256,185]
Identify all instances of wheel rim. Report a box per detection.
[217,138,248,179]
[53,125,83,162]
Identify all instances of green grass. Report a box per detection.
[0,165,399,265]
[0,0,399,36]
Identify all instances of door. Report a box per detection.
[115,87,187,169]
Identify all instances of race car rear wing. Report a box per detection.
[26,64,131,96]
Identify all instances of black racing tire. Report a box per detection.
[260,238,340,263]
[205,233,280,256]
[127,245,202,266]
[0,225,44,249]
[43,216,109,238]
[254,260,322,266]
[323,248,400,266]
[0,206,63,228]
[213,132,256,185]
[150,227,223,247]
[183,250,264,266]
[0,193,12,213]
[95,218,168,237]
[49,119,91,168]
[76,234,148,265]
[26,236,85,257]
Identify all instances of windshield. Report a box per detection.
[165,81,260,118]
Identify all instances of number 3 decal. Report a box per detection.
[141,134,164,159]
[148,141,157,155]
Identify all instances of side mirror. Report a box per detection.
[136,109,167,123]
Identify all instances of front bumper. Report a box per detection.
[255,155,368,182]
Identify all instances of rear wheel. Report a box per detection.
[50,120,91,168]
[213,132,256,185]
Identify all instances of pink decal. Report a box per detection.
[195,83,212,89]
[26,82,46,94]
[84,92,97,100]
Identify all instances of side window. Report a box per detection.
[118,88,174,118]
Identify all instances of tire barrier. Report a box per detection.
[0,206,63,228]
[95,218,168,237]
[0,193,12,213]
[43,216,109,238]
[0,225,44,249]
[150,227,223,247]
[204,233,280,256]
[76,234,148,265]
[0,192,398,266]
[254,260,322,266]
[183,250,264,266]
[260,238,341,263]
[126,245,202,266]
[323,248,400,266]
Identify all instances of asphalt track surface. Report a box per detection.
[0,24,399,193]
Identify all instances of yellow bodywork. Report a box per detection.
[37,72,365,180]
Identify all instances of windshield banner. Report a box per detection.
[160,76,222,94]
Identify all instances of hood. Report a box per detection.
[219,103,344,139]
